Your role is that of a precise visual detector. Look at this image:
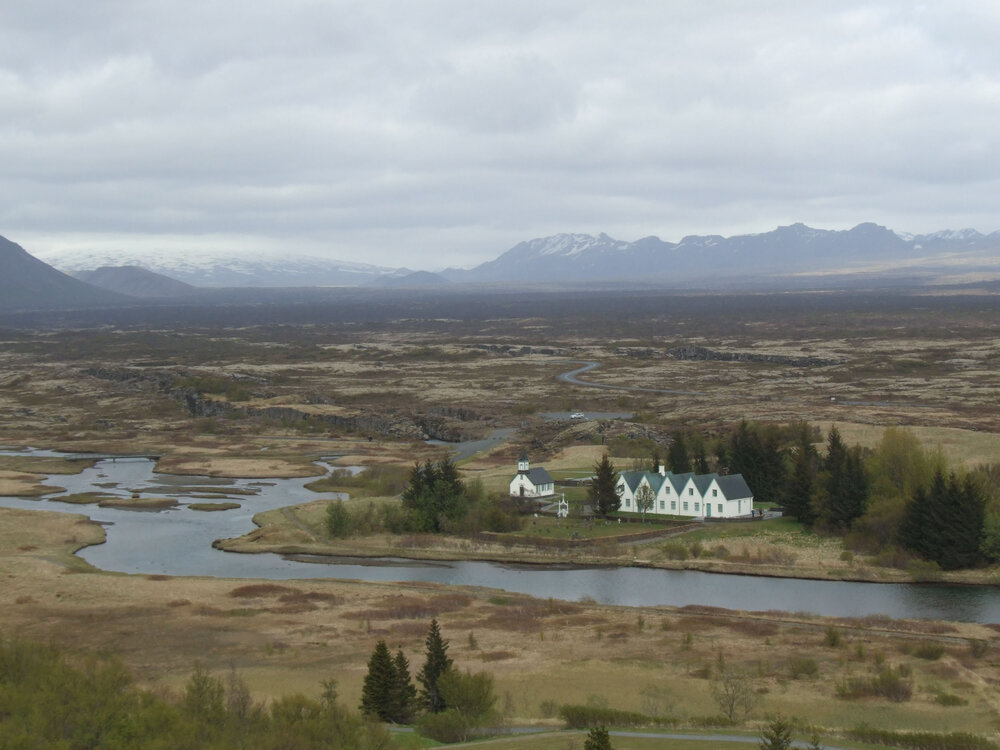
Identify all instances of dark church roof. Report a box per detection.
[520,467,554,485]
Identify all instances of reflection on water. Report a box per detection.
[1,455,999,623]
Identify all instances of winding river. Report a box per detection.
[2,452,1000,623]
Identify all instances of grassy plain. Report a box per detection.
[2,289,1000,743]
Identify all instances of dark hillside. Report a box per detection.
[0,235,126,310]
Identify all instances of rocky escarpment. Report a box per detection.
[83,367,491,441]
[668,345,840,367]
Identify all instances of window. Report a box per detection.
[671,501,676,510]
[695,503,700,511]
[718,504,723,514]
[712,489,718,497]
[683,502,688,511]
[688,488,693,495]
[624,498,630,508]
[664,486,670,494]
[659,500,665,510]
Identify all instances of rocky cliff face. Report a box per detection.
[83,367,490,441]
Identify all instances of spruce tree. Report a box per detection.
[417,619,453,714]
[588,454,620,518]
[390,650,417,723]
[667,432,691,473]
[784,426,818,526]
[820,427,868,530]
[585,725,613,750]
[360,640,396,721]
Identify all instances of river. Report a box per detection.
[1,452,998,623]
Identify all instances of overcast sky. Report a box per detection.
[2,1,999,270]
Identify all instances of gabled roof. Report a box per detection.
[716,473,753,500]
[645,472,667,494]
[618,470,646,492]
[665,472,694,494]
[693,473,719,495]
[523,467,554,485]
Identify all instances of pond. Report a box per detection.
[1,452,999,623]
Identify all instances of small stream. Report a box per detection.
[2,451,1000,623]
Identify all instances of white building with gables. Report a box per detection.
[616,466,753,519]
[509,452,555,498]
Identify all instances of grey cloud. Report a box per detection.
[1,1,999,268]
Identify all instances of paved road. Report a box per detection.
[391,726,850,749]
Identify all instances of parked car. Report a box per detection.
[570,412,586,419]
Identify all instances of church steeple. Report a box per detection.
[517,451,529,473]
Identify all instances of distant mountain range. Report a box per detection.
[31,223,1000,289]
[442,223,1000,284]
[75,266,197,298]
[0,235,124,310]
[33,246,409,287]
[6,223,999,311]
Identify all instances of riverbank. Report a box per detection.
[217,497,1000,588]
[3,505,1000,742]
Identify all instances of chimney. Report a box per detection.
[658,464,666,476]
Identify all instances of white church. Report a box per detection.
[616,466,753,519]
[509,451,555,498]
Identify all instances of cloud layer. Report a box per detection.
[2,1,999,268]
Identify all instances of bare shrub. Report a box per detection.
[229,583,296,598]
[836,665,913,702]
[480,651,516,662]
[787,655,819,679]
[912,641,946,660]
[710,667,761,723]
[727,619,778,637]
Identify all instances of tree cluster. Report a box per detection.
[900,470,985,570]
[0,637,390,750]
[359,619,497,741]
[401,458,467,532]
[732,421,993,572]
[327,458,520,537]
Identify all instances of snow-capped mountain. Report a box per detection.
[443,223,1000,284]
[33,247,407,287]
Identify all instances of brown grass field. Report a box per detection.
[2,292,1000,745]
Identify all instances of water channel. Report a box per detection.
[2,451,999,624]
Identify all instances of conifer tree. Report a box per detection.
[588,454,620,517]
[668,432,691,473]
[784,425,818,525]
[417,619,453,714]
[693,441,710,475]
[728,421,785,505]
[585,725,614,750]
[390,650,417,724]
[820,427,869,530]
[360,640,396,721]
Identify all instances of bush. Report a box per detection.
[558,704,658,729]
[969,639,989,658]
[836,665,913,702]
[416,709,472,742]
[787,655,819,679]
[935,692,969,707]
[907,559,943,581]
[913,641,946,660]
[823,627,842,648]
[847,725,997,750]
[327,500,353,537]
[660,541,689,560]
